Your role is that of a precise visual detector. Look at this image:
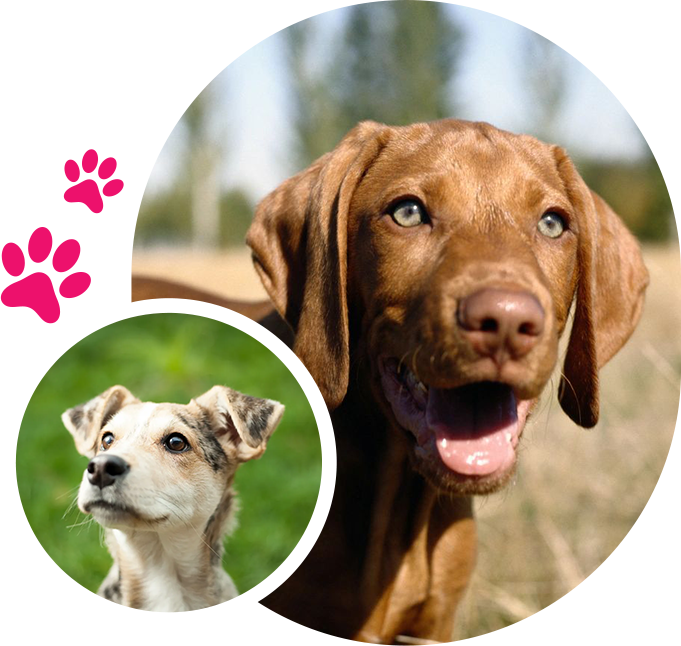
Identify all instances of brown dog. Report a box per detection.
[132,119,648,643]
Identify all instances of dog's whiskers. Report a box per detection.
[57,485,82,500]
[66,515,96,530]
[62,493,81,520]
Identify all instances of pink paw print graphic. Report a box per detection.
[64,149,124,213]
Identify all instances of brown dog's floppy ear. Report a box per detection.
[62,386,140,457]
[554,149,649,427]
[247,121,390,409]
[194,385,284,462]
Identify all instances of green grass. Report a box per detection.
[16,313,321,596]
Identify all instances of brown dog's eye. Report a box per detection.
[391,200,429,228]
[537,212,566,239]
[163,433,190,453]
[100,432,114,451]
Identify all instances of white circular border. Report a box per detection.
[1,298,336,639]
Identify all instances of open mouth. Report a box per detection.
[378,357,532,481]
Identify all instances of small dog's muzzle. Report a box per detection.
[87,454,130,489]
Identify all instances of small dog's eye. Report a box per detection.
[163,433,190,453]
[391,200,429,228]
[100,432,114,451]
[537,212,566,239]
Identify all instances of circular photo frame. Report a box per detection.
[3,299,336,633]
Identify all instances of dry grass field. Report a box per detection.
[457,244,681,638]
[133,248,268,300]
[133,243,680,639]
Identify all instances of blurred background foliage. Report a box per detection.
[134,1,674,251]
[17,314,321,597]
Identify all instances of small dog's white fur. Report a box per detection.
[63,385,284,611]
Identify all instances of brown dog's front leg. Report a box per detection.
[356,495,476,644]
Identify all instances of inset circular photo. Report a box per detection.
[17,312,323,611]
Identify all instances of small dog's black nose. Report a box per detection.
[86,455,129,489]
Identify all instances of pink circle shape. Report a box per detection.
[2,243,25,276]
[103,179,124,197]
[28,227,52,263]
[53,239,80,272]
[98,157,117,180]
[60,272,91,298]
[65,159,80,182]
[82,149,98,173]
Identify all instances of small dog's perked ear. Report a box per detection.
[194,385,284,462]
[62,386,140,457]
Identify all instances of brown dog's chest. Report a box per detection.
[264,398,477,643]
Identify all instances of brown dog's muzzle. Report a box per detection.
[373,260,557,490]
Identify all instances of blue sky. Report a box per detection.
[147,3,648,201]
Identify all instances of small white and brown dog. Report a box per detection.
[62,384,284,611]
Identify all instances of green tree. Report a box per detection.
[135,186,192,246]
[135,82,260,249]
[184,89,222,249]
[521,31,567,142]
[285,1,464,166]
[285,20,342,172]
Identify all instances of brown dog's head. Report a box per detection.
[248,119,648,494]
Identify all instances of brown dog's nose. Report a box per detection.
[457,288,545,362]
[86,454,129,489]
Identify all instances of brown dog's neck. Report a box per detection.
[327,386,476,641]
[260,318,477,640]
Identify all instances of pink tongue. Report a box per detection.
[426,383,518,476]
